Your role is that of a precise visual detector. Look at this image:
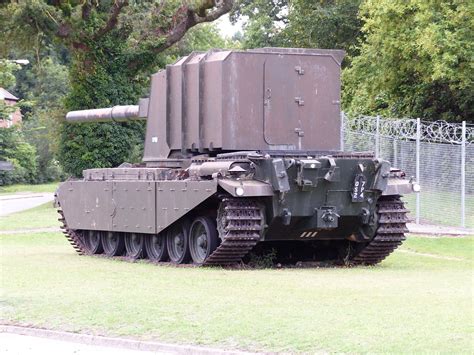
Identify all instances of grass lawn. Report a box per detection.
[0,203,60,231]
[0,182,59,195]
[1,205,472,353]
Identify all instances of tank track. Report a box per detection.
[58,196,407,267]
[349,195,409,266]
[204,197,264,265]
[58,209,86,255]
[58,197,264,266]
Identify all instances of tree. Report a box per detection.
[343,0,474,122]
[20,57,70,182]
[230,0,288,48]
[231,0,362,58]
[282,0,362,58]
[0,127,37,185]
[1,0,234,176]
[0,59,21,119]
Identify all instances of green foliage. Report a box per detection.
[10,55,68,183]
[0,59,21,119]
[0,127,37,185]
[0,59,19,88]
[1,0,233,177]
[343,0,474,121]
[283,0,362,58]
[248,248,278,268]
[231,0,288,48]
[58,32,147,177]
[232,0,361,57]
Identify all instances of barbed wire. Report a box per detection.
[343,114,473,145]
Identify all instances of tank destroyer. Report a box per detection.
[55,48,419,266]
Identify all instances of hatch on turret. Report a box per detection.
[263,53,342,150]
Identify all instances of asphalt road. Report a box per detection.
[0,193,54,216]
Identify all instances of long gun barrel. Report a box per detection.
[66,102,148,123]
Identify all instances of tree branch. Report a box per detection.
[194,0,234,24]
[56,23,72,38]
[93,0,129,39]
[82,1,92,20]
[151,0,234,54]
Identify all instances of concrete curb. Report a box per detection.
[0,193,53,201]
[0,227,61,235]
[0,325,258,355]
[407,223,474,236]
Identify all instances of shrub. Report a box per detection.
[0,127,37,185]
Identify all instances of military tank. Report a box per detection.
[55,48,419,266]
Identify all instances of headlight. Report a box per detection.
[412,183,421,192]
[235,187,245,196]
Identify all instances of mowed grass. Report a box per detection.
[1,229,472,353]
[0,182,59,195]
[0,203,60,231]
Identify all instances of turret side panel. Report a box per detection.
[168,64,183,150]
[143,72,169,161]
[202,52,228,150]
[221,52,266,151]
[183,53,206,151]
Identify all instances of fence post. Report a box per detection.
[393,138,398,168]
[340,111,345,151]
[461,121,466,228]
[375,115,380,158]
[416,118,421,224]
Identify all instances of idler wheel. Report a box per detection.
[124,233,146,259]
[83,230,103,255]
[166,221,191,264]
[101,232,125,257]
[144,233,168,262]
[189,217,219,264]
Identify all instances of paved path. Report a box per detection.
[0,193,54,216]
[0,326,253,355]
[407,223,473,236]
[0,333,160,355]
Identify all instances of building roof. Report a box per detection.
[0,87,19,101]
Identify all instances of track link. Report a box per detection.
[58,209,86,255]
[204,197,265,266]
[350,195,409,265]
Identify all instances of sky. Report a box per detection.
[216,14,244,38]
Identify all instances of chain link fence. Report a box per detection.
[342,113,473,229]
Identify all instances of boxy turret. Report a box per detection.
[143,48,345,163]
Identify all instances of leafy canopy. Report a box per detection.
[231,0,361,58]
[343,0,474,121]
[1,0,235,177]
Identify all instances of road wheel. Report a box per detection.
[145,233,169,262]
[166,221,191,264]
[189,217,219,264]
[83,230,103,255]
[124,233,146,259]
[101,232,125,257]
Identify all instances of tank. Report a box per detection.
[55,48,419,266]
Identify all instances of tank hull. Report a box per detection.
[56,151,414,266]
